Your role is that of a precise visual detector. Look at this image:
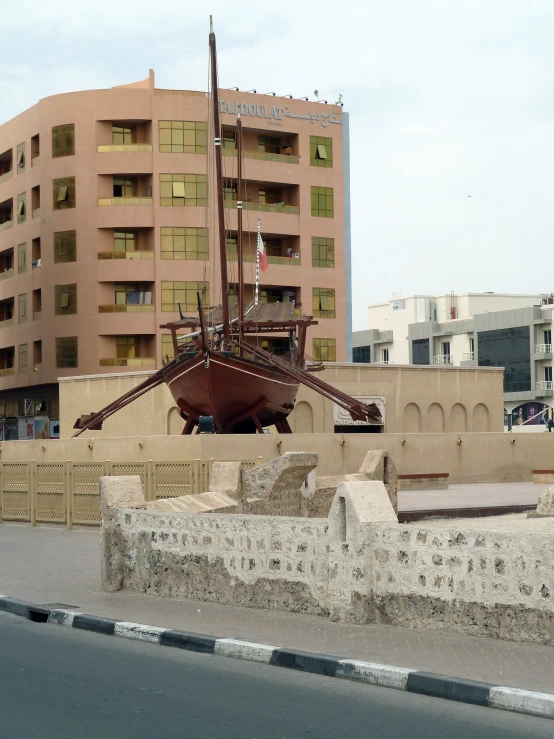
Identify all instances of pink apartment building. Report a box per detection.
[0,71,350,437]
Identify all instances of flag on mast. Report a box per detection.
[258,234,268,273]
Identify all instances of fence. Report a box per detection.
[0,459,255,528]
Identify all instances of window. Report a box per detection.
[477,326,531,393]
[113,178,136,198]
[470,337,475,355]
[545,366,553,383]
[18,293,27,323]
[353,345,371,363]
[441,341,451,358]
[544,330,552,346]
[258,136,280,154]
[161,281,209,312]
[382,348,390,363]
[313,338,336,362]
[160,174,207,206]
[17,192,26,223]
[160,227,208,260]
[18,344,27,374]
[54,230,77,263]
[162,334,175,362]
[312,287,335,318]
[412,338,430,365]
[53,177,76,209]
[55,284,77,315]
[17,243,26,274]
[115,283,139,305]
[56,336,78,368]
[159,121,207,153]
[52,124,75,158]
[113,125,134,144]
[114,231,136,253]
[116,336,138,359]
[17,142,25,172]
[312,236,334,267]
[222,130,235,149]
[311,186,334,217]
[310,136,333,168]
[223,186,237,201]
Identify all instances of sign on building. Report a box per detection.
[333,396,385,426]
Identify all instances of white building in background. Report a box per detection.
[353,292,554,431]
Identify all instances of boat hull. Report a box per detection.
[162,351,299,433]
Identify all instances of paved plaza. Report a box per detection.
[1,482,554,696]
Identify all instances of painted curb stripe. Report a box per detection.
[270,648,340,677]
[2,593,554,721]
[407,671,493,706]
[72,614,117,636]
[160,629,217,653]
[488,687,554,719]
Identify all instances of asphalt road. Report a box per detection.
[0,612,552,739]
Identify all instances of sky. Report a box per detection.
[2,0,553,330]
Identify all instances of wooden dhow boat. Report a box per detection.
[73,19,381,436]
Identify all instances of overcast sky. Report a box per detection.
[2,0,553,329]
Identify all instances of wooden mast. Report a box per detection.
[236,115,244,333]
[209,17,230,340]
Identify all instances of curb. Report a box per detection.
[1,594,553,721]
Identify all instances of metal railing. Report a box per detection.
[227,253,300,266]
[434,354,453,365]
[98,305,155,313]
[535,344,552,354]
[98,198,153,206]
[97,144,153,153]
[536,381,553,391]
[461,352,475,361]
[0,459,257,527]
[98,251,155,260]
[222,148,299,165]
[99,358,156,367]
[224,198,299,215]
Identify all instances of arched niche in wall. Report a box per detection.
[293,401,314,433]
[403,402,422,433]
[167,406,183,435]
[450,403,468,432]
[472,403,489,432]
[427,402,445,433]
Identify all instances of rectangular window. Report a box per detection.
[56,336,78,368]
[16,192,26,223]
[310,136,333,168]
[222,130,236,149]
[161,281,209,312]
[54,230,77,263]
[258,135,280,154]
[112,125,134,144]
[18,344,27,374]
[160,227,208,260]
[353,345,371,363]
[113,178,136,198]
[382,348,390,363]
[116,336,138,359]
[159,121,207,153]
[17,142,25,172]
[18,293,27,323]
[55,284,77,315]
[18,243,26,274]
[311,236,335,267]
[162,334,175,362]
[312,287,336,318]
[412,338,430,365]
[113,231,136,252]
[470,337,475,354]
[313,338,336,362]
[159,174,207,206]
[544,330,552,346]
[311,186,334,217]
[52,124,75,158]
[115,283,139,305]
[477,326,531,393]
[545,366,553,383]
[53,177,76,210]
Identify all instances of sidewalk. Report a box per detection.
[1,522,554,694]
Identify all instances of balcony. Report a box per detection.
[99,357,156,367]
[534,343,553,360]
[434,354,453,365]
[536,380,553,397]
[0,318,14,328]
[99,304,155,313]
[222,148,298,165]
[228,253,301,267]
[0,219,13,232]
[98,197,153,206]
[98,251,154,260]
[0,171,12,185]
[462,352,474,361]
[97,144,153,153]
[0,367,14,377]
[0,267,13,281]
[224,198,299,215]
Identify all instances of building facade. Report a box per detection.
[354,292,554,430]
[0,71,349,437]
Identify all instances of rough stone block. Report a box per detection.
[529,487,554,518]
[208,461,243,501]
[243,452,318,516]
[328,480,397,543]
[359,450,398,514]
[145,491,237,513]
[100,475,145,524]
